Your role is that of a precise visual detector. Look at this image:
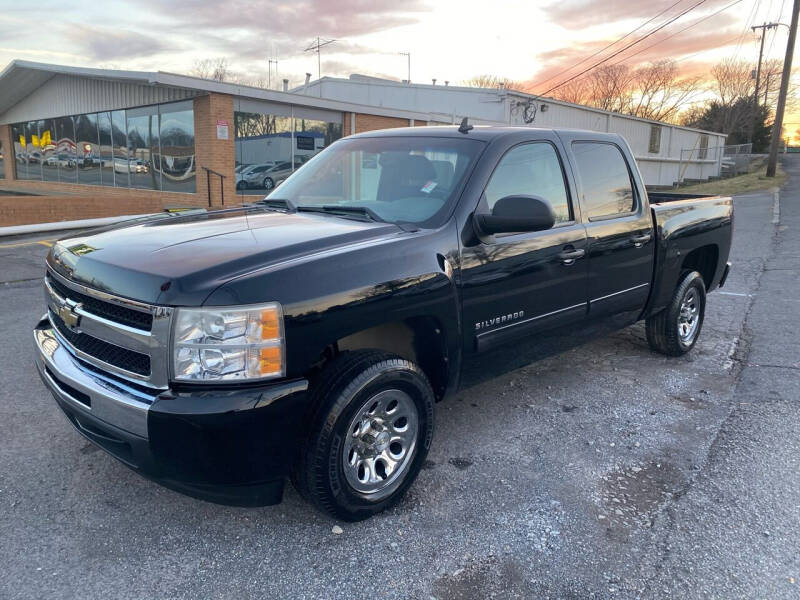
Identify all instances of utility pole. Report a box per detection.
[304,37,336,80]
[750,22,779,143]
[399,51,411,83]
[767,0,800,177]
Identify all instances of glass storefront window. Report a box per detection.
[40,119,58,182]
[111,110,129,188]
[8,101,193,192]
[54,116,77,183]
[97,112,115,187]
[11,123,25,180]
[126,106,159,190]
[0,138,4,179]
[159,101,195,193]
[75,113,100,186]
[235,110,342,196]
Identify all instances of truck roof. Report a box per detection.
[348,125,624,143]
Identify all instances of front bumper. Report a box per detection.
[34,316,310,506]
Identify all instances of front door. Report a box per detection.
[459,139,589,383]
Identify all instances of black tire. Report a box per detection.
[292,350,435,521]
[263,177,274,190]
[236,180,247,190]
[646,271,706,356]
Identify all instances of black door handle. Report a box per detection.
[631,233,652,247]
[557,248,586,265]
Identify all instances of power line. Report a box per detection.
[733,0,762,58]
[603,0,746,68]
[531,0,687,90]
[535,0,710,96]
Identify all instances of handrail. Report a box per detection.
[200,166,226,207]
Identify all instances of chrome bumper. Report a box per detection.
[33,316,154,438]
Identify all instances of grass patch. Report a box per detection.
[676,158,785,196]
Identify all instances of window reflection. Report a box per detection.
[158,102,195,193]
[97,112,114,187]
[11,123,26,179]
[25,121,43,180]
[111,110,129,188]
[8,101,193,193]
[40,119,58,182]
[0,138,4,179]
[126,106,159,190]
[234,110,342,196]
[54,116,77,183]
[75,113,100,186]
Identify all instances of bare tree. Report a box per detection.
[548,60,700,124]
[191,58,229,82]
[462,74,529,91]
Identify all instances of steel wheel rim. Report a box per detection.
[342,389,419,496]
[678,287,700,343]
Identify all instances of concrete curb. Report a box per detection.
[0,214,155,238]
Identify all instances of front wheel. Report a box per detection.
[263,177,274,190]
[646,271,706,356]
[292,351,435,521]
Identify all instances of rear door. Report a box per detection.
[562,136,654,322]
[459,137,588,354]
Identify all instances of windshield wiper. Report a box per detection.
[296,205,385,223]
[255,198,295,212]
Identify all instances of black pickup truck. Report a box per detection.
[34,125,732,521]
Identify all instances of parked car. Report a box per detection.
[235,162,277,190]
[35,125,732,521]
[45,153,76,168]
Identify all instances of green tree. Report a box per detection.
[682,98,771,152]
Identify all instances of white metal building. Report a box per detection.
[299,75,727,187]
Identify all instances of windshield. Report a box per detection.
[265,136,484,227]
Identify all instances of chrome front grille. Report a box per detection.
[49,310,151,376]
[47,274,154,331]
[44,269,173,389]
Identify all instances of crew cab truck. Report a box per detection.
[34,125,733,521]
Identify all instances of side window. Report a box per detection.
[484,142,571,224]
[698,134,709,159]
[648,126,661,154]
[571,142,635,220]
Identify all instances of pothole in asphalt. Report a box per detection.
[597,460,684,540]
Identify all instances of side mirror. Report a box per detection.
[474,195,555,235]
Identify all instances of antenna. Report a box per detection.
[399,51,411,83]
[304,36,337,80]
[458,117,473,134]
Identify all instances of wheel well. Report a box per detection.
[334,318,449,400]
[681,245,718,289]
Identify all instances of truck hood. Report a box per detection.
[47,208,404,305]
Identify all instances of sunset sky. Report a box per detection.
[0,0,797,130]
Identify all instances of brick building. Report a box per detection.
[0,61,444,227]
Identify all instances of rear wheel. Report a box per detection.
[263,177,274,190]
[646,271,706,356]
[292,350,435,521]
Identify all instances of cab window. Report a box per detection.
[571,142,636,220]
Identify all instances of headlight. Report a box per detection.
[172,303,284,382]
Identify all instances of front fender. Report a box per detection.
[203,223,462,386]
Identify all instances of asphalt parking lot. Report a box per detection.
[1,160,798,599]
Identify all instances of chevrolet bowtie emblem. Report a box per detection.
[58,300,82,330]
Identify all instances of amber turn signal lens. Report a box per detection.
[259,345,282,375]
[260,309,281,340]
